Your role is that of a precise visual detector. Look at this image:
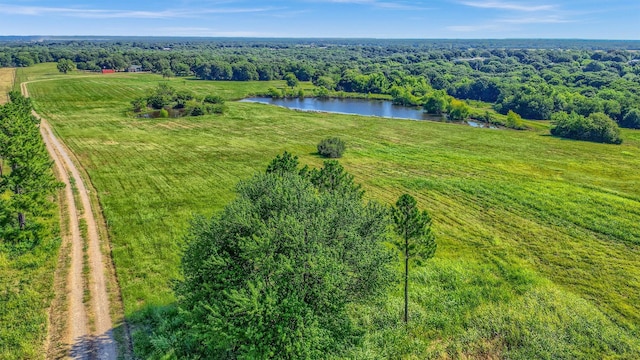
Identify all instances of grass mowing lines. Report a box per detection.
[25,68,640,357]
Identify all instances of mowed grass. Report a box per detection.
[24,63,640,357]
[0,68,15,104]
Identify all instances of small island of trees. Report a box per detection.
[131,83,225,118]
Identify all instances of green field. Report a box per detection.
[23,64,640,358]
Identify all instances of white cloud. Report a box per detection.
[158,27,276,37]
[447,24,502,32]
[0,4,275,19]
[459,1,555,12]
[499,15,572,24]
[317,0,428,10]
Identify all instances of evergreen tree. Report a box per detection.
[392,194,436,324]
[0,92,60,244]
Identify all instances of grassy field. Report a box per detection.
[22,63,640,358]
[0,67,15,104]
[0,228,60,360]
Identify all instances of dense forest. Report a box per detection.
[0,39,640,134]
[1,38,640,135]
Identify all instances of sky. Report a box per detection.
[0,0,638,39]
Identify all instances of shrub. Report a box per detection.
[210,104,226,114]
[147,94,169,110]
[551,111,622,144]
[266,87,283,98]
[189,105,205,116]
[203,95,225,104]
[448,99,471,121]
[159,109,169,118]
[505,110,527,130]
[131,98,146,112]
[317,137,346,158]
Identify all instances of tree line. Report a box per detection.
[0,92,60,248]
[3,39,640,139]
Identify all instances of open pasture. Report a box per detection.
[24,63,640,357]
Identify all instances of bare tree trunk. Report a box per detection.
[404,237,409,325]
[18,212,25,230]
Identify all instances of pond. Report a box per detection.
[240,97,499,129]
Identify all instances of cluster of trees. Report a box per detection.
[0,92,59,247]
[551,112,622,144]
[3,38,640,136]
[138,153,435,358]
[131,83,225,117]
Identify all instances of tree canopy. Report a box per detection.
[551,111,622,144]
[0,92,60,247]
[174,153,395,358]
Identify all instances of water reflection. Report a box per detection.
[240,97,446,122]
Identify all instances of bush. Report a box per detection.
[158,108,169,118]
[317,137,346,158]
[210,104,226,114]
[266,87,283,98]
[505,110,527,130]
[203,95,225,104]
[448,99,470,121]
[551,111,622,144]
[189,105,204,116]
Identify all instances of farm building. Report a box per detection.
[128,65,142,72]
[101,69,115,74]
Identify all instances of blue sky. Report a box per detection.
[0,1,638,39]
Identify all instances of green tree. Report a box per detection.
[56,59,74,74]
[175,155,395,358]
[423,91,448,114]
[265,150,300,176]
[448,99,470,121]
[284,72,299,88]
[392,194,436,324]
[621,108,640,129]
[0,93,60,243]
[161,69,174,79]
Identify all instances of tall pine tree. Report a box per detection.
[392,194,436,324]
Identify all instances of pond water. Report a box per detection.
[240,97,445,121]
[240,97,498,129]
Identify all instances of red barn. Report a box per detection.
[101,69,115,74]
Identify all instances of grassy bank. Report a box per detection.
[24,63,640,357]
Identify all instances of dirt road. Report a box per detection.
[21,81,118,360]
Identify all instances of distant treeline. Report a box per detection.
[2,39,640,133]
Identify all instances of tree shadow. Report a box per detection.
[67,327,121,360]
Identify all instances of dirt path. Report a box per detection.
[21,81,118,360]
